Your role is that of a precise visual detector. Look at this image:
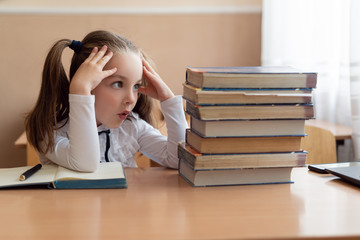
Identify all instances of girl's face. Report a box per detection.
[92,51,143,128]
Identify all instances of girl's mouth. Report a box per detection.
[118,111,130,120]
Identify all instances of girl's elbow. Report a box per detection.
[79,162,99,172]
[69,155,99,172]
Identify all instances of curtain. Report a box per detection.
[262,0,360,160]
[350,0,360,160]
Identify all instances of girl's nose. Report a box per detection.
[124,89,137,105]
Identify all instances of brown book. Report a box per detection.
[186,129,303,154]
[186,66,317,89]
[183,83,313,105]
[186,101,314,120]
[178,142,307,170]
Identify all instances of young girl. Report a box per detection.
[25,30,188,172]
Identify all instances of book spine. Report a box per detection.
[178,144,196,169]
[185,101,201,119]
[306,74,318,88]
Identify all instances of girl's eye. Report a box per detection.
[133,84,141,91]
[112,82,123,88]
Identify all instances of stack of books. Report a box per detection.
[178,66,317,187]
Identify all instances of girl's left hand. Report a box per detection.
[139,55,175,102]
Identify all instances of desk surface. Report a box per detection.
[1,167,359,240]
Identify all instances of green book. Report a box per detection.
[0,162,127,189]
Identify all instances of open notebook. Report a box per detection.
[0,162,127,189]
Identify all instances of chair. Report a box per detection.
[301,123,337,164]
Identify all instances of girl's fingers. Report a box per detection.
[142,55,159,77]
[143,66,159,86]
[84,46,113,68]
[100,51,114,66]
[91,45,108,63]
[83,47,98,63]
[103,67,117,78]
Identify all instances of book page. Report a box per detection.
[54,162,125,181]
[0,165,58,187]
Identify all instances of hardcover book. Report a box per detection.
[186,129,303,154]
[190,117,306,137]
[0,162,127,189]
[183,83,313,105]
[178,158,293,187]
[186,101,314,120]
[178,142,307,170]
[186,66,317,89]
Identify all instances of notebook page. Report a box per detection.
[54,162,125,181]
[0,165,57,187]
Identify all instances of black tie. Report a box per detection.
[98,129,111,162]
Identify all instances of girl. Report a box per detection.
[25,30,188,172]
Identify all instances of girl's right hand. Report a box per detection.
[69,45,117,95]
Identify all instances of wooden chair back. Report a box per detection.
[301,124,337,164]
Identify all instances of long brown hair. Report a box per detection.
[25,30,157,154]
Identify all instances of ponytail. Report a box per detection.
[25,39,72,154]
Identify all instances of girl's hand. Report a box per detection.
[139,55,175,102]
[70,46,117,95]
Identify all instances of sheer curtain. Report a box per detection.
[350,0,360,161]
[262,0,360,161]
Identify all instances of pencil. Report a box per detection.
[19,164,42,181]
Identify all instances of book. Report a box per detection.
[183,83,313,105]
[186,101,314,120]
[0,162,127,189]
[186,66,317,89]
[178,158,293,187]
[178,142,307,170]
[186,129,303,154]
[190,117,305,137]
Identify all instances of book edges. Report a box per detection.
[186,66,317,75]
[0,182,54,189]
[190,128,306,138]
[185,101,314,120]
[186,66,317,89]
[178,142,307,170]
[178,159,294,187]
[53,178,127,189]
[186,129,303,154]
[178,171,294,188]
[182,86,313,105]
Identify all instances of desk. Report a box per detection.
[1,167,359,240]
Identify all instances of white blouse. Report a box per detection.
[39,94,188,172]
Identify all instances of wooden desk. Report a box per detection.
[1,167,359,240]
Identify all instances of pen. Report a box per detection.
[19,164,42,181]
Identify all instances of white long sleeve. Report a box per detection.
[39,95,188,170]
[40,94,100,172]
[137,96,188,168]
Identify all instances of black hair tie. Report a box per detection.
[69,40,82,53]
